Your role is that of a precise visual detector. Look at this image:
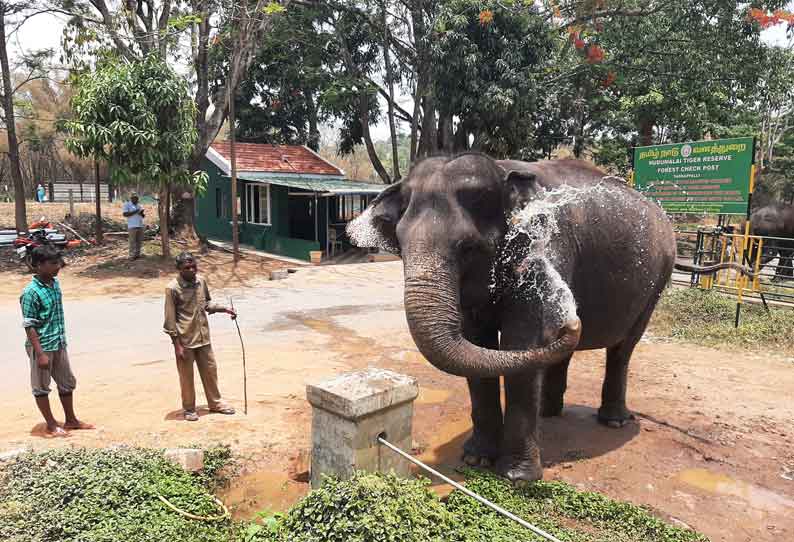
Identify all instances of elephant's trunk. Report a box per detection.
[403,254,581,378]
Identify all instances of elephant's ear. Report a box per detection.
[346,181,405,254]
[503,170,539,211]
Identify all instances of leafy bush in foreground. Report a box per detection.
[0,447,234,542]
[1,449,708,542]
[253,469,708,542]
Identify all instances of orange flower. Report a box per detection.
[479,9,494,26]
[574,38,586,50]
[602,71,616,88]
[586,44,604,64]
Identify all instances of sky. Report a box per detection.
[8,7,794,142]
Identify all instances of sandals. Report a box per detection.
[184,406,235,421]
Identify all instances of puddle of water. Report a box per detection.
[219,471,309,520]
[419,418,472,465]
[415,388,452,405]
[677,469,794,512]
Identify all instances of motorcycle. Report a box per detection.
[14,225,68,271]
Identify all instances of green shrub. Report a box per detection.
[0,447,235,542]
[258,471,456,542]
[251,469,708,542]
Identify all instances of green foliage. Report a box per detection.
[448,469,709,542]
[249,470,707,542]
[1,450,710,542]
[652,287,794,352]
[0,447,235,542]
[576,1,780,171]
[59,55,205,193]
[261,472,455,542]
[430,0,556,158]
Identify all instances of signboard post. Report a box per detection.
[633,137,756,328]
[633,137,754,215]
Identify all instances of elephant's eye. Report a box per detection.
[458,186,496,208]
[457,187,501,219]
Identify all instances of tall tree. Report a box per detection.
[0,1,27,231]
[52,0,297,233]
[59,55,206,257]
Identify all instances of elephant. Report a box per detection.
[750,203,794,281]
[347,153,682,483]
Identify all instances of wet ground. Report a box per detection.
[1,261,792,541]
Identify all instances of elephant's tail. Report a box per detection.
[674,261,756,278]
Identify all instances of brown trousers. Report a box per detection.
[176,345,223,412]
[128,227,144,259]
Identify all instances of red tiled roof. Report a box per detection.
[210,141,343,176]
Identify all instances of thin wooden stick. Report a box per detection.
[230,297,247,415]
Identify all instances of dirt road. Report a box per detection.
[0,261,791,541]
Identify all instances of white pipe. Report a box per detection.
[377,437,562,542]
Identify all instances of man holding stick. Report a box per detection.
[164,252,236,421]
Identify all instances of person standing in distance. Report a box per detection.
[123,192,145,260]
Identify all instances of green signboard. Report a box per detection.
[633,137,754,215]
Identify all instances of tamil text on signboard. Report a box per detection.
[633,137,754,215]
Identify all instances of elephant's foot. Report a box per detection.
[462,432,501,468]
[496,453,543,486]
[540,395,564,418]
[598,402,635,428]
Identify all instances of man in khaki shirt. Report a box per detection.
[164,252,236,421]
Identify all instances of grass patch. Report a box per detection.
[1,450,707,542]
[651,287,794,353]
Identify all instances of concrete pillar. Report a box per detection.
[306,368,419,489]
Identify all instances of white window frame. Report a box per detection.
[245,182,271,226]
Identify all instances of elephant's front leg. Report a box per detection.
[463,377,503,467]
[461,324,503,466]
[497,371,544,483]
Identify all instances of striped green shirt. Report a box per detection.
[20,276,66,352]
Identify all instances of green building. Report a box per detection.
[196,142,385,262]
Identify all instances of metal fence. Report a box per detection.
[674,227,794,307]
[49,182,112,203]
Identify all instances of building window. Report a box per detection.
[245,183,271,225]
[336,194,363,221]
[215,188,230,219]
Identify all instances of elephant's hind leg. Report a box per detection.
[598,300,657,428]
[541,354,572,417]
[598,340,638,427]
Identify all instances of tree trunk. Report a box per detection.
[638,116,654,147]
[0,8,26,232]
[439,112,454,153]
[159,184,171,259]
[94,160,103,243]
[359,90,392,184]
[382,2,401,182]
[418,91,438,157]
[409,77,421,164]
[306,89,320,151]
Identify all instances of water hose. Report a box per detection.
[156,494,230,522]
